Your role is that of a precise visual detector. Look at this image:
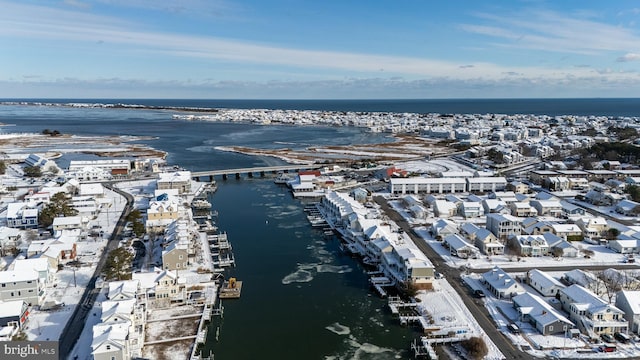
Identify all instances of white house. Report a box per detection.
[527,269,566,297]
[559,284,628,337]
[481,267,525,299]
[512,292,574,336]
[6,202,38,229]
[616,290,640,334]
[443,234,478,259]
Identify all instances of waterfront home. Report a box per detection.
[615,290,640,334]
[0,269,42,306]
[527,269,566,297]
[133,269,185,309]
[5,202,38,229]
[0,300,29,331]
[512,292,574,336]
[101,298,146,352]
[146,195,182,234]
[157,171,192,194]
[559,284,628,338]
[486,213,522,240]
[162,241,189,270]
[508,235,549,257]
[321,191,370,229]
[91,322,131,360]
[379,239,434,290]
[481,267,525,299]
[443,234,478,259]
[0,226,21,256]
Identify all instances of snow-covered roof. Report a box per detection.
[0,300,25,318]
[528,269,565,291]
[0,269,38,283]
[513,292,573,327]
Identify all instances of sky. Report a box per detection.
[2,0,640,99]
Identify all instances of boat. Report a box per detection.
[274,172,294,184]
[219,277,242,299]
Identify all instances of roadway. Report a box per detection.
[59,183,134,359]
[191,164,323,178]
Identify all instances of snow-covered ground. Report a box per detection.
[416,279,504,360]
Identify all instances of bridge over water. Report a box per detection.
[192,164,324,180]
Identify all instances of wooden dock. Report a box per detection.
[219,278,242,299]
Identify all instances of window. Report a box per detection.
[549,325,554,331]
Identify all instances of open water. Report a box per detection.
[2,98,640,359]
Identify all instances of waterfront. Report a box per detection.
[4,98,640,358]
[0,103,414,359]
[204,179,413,359]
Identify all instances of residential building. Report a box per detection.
[559,284,628,337]
[157,171,192,194]
[0,270,42,305]
[390,177,466,195]
[486,213,522,240]
[530,200,563,217]
[513,292,574,336]
[6,202,38,229]
[615,290,640,334]
[0,300,29,330]
[527,269,566,297]
[91,322,131,360]
[443,234,477,259]
[509,235,549,257]
[162,242,189,271]
[481,267,525,299]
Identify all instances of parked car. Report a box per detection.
[614,332,631,343]
[473,289,486,298]
[601,333,615,343]
[508,323,521,334]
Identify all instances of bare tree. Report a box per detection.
[596,269,624,304]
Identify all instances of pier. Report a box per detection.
[192,164,324,181]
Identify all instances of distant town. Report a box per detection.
[2,106,640,360]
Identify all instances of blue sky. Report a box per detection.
[2,0,640,98]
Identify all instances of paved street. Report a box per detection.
[59,184,134,359]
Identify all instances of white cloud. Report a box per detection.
[617,53,640,62]
[461,10,640,55]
